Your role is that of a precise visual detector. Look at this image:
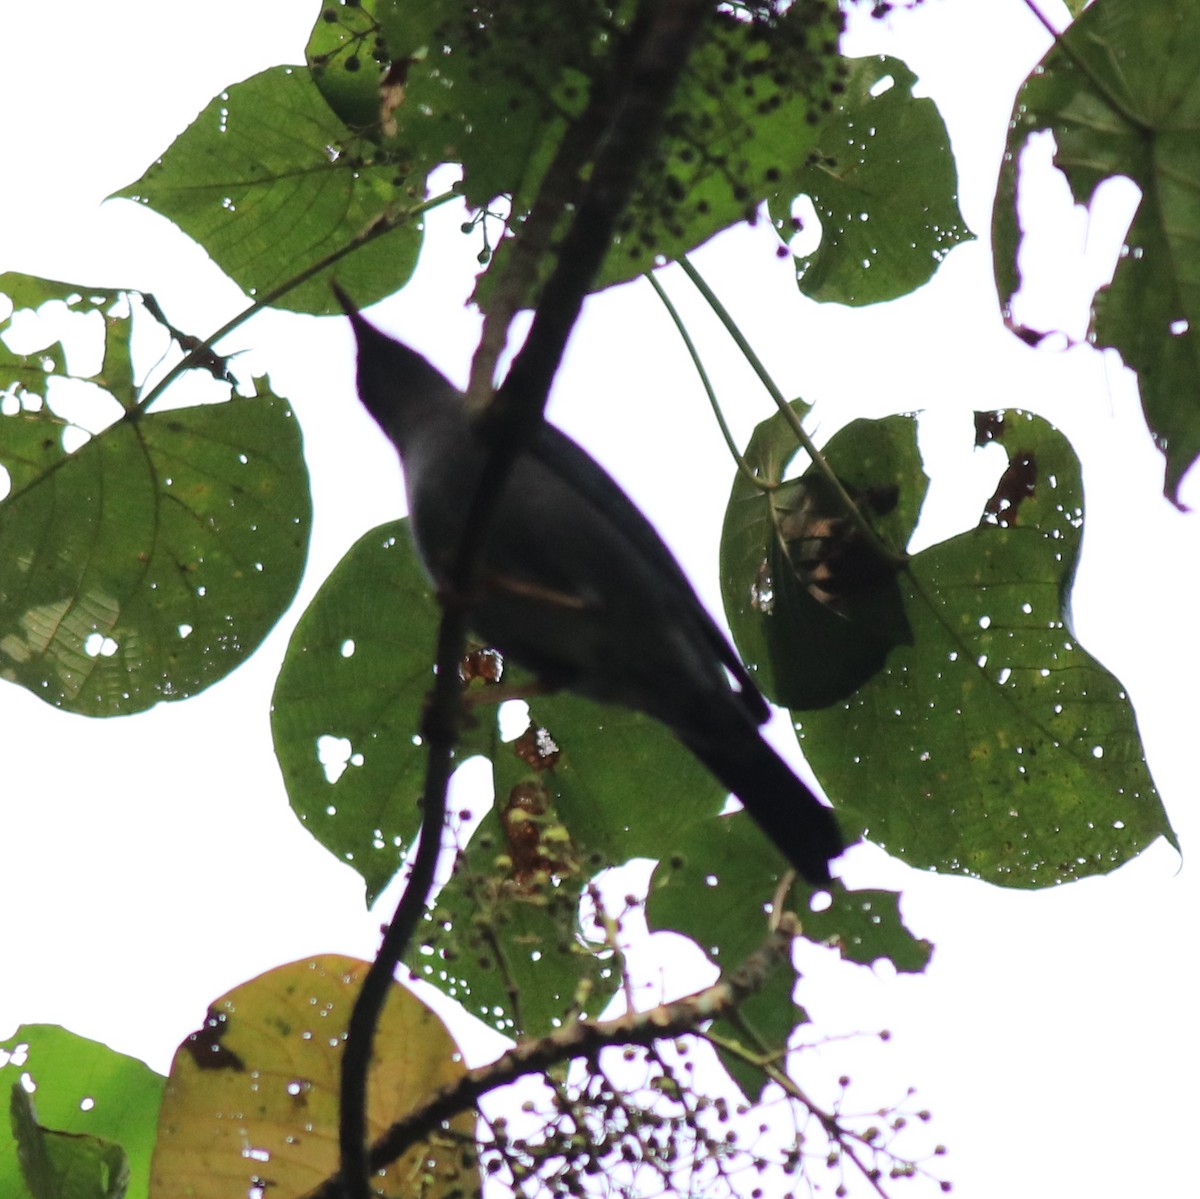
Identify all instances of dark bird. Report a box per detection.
[338,293,844,885]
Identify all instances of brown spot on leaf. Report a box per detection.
[983,451,1037,527]
[460,647,503,685]
[380,57,415,137]
[512,722,559,770]
[974,411,1004,446]
[501,780,576,887]
[1011,323,1050,348]
[182,1008,246,1072]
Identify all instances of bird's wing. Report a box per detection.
[526,422,770,724]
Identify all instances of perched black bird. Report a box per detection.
[339,294,844,885]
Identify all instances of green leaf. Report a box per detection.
[415,689,723,1035]
[648,817,929,1099]
[745,410,1172,886]
[0,276,311,715]
[113,67,421,315]
[597,7,842,286]
[993,0,1200,502]
[307,0,389,134]
[11,1089,129,1199]
[275,520,804,1033]
[1,1026,164,1199]
[775,55,973,306]
[458,4,844,304]
[801,888,933,974]
[409,800,618,1038]
[521,691,725,861]
[721,408,927,708]
[377,0,579,210]
[647,815,802,1100]
[271,521,447,903]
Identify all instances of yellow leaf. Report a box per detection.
[150,955,477,1198]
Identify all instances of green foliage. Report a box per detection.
[600,3,846,284]
[307,1,391,134]
[801,888,934,973]
[271,521,443,901]
[5,0,1188,1194]
[10,1089,129,1199]
[0,275,310,715]
[374,0,597,210]
[114,68,422,315]
[437,685,728,1033]
[993,0,1200,502]
[412,809,619,1037]
[723,406,1174,885]
[722,409,926,708]
[775,55,974,305]
[649,817,931,1098]
[1,1026,164,1199]
[117,1,858,315]
[277,521,908,1037]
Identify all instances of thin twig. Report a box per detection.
[304,917,801,1199]
[677,255,907,570]
[644,269,769,490]
[135,189,458,415]
[701,1024,892,1199]
[1018,0,1148,131]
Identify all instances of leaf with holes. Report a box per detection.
[721,407,926,709]
[0,275,311,715]
[307,0,390,134]
[774,55,972,306]
[113,67,421,315]
[270,521,487,902]
[415,687,720,1037]
[149,956,475,1199]
[993,0,1200,501]
[791,411,1172,885]
[648,816,930,1100]
[1,1025,164,1199]
[465,4,843,304]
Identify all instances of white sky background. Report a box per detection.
[1,1,1197,1196]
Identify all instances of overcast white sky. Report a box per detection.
[1,2,1196,1197]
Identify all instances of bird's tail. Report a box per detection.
[680,724,844,886]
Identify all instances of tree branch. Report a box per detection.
[492,0,712,440]
[336,602,466,1199]
[337,5,711,1196]
[309,916,801,1199]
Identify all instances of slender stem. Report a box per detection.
[677,255,906,568]
[1018,0,1149,132]
[701,1026,892,1199]
[644,269,768,491]
[135,189,459,415]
